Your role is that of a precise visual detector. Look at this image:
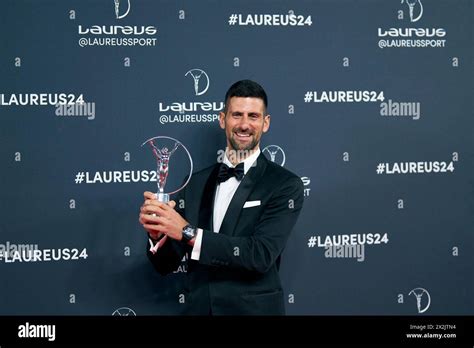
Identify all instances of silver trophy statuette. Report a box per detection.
[148,140,179,203]
[141,136,193,253]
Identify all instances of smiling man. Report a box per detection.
[139,79,304,315]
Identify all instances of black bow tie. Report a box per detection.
[217,162,245,183]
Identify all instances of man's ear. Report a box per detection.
[219,112,226,129]
[263,114,271,133]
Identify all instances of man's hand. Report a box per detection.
[139,191,189,241]
[139,191,163,240]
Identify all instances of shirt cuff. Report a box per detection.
[191,228,203,261]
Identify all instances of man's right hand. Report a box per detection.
[140,191,162,240]
[139,191,176,240]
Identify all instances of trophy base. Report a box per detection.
[156,193,170,203]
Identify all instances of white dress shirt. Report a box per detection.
[191,148,260,260]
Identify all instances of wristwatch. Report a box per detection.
[181,224,197,243]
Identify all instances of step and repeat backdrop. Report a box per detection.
[0,0,472,316]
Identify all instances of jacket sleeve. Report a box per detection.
[146,238,188,275]
[197,176,304,274]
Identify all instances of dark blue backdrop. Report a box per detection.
[0,0,472,315]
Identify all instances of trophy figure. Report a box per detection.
[141,136,193,253]
[114,0,131,19]
[148,140,180,203]
[401,0,423,23]
[266,148,278,162]
[262,145,286,166]
[190,70,203,96]
[408,288,431,314]
[185,69,210,96]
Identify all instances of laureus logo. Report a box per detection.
[263,145,286,167]
[409,287,431,313]
[114,0,131,19]
[401,0,423,22]
[112,307,136,316]
[185,69,210,96]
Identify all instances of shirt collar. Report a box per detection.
[223,148,261,175]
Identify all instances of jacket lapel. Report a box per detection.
[198,164,220,232]
[219,153,268,236]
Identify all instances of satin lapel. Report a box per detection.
[198,164,220,232]
[218,153,268,236]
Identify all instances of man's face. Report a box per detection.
[219,97,270,153]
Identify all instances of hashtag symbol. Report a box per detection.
[75,172,85,184]
[307,236,317,248]
[228,14,238,25]
[376,163,385,174]
[304,91,313,103]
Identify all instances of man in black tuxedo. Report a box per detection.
[139,80,304,315]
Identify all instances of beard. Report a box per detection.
[229,129,259,152]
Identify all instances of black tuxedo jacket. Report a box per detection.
[147,153,304,315]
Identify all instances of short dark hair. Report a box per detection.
[223,79,268,114]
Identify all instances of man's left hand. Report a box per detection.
[139,200,188,241]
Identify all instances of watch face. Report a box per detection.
[183,226,195,240]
